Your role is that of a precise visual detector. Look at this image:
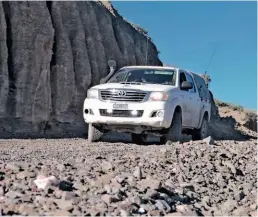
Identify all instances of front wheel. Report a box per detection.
[88,124,103,142]
[160,136,167,145]
[131,133,147,145]
[192,115,209,140]
[164,110,182,144]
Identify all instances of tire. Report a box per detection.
[131,133,147,145]
[192,115,209,140]
[88,124,103,142]
[160,136,167,145]
[165,110,182,143]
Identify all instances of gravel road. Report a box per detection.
[0,133,257,216]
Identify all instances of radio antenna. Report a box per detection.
[204,45,218,75]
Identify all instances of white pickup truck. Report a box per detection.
[83,66,211,144]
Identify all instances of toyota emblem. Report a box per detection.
[118,90,126,96]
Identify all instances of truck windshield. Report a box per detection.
[107,68,176,85]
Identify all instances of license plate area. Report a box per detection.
[113,103,128,110]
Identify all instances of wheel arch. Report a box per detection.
[174,105,182,115]
[167,104,182,127]
[203,111,209,120]
[197,109,210,129]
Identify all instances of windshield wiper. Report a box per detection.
[142,82,156,84]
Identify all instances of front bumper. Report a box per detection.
[83,98,174,128]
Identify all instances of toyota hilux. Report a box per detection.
[83,66,211,144]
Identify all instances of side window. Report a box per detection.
[185,73,196,93]
[200,78,210,99]
[193,74,203,96]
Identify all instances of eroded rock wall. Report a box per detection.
[0,3,8,117]
[0,1,162,138]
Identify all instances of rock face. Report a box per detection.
[0,4,8,117]
[0,1,162,138]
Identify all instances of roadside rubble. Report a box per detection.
[0,136,257,216]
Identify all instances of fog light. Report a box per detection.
[131,110,138,116]
[107,109,113,113]
[156,110,164,117]
[84,109,89,114]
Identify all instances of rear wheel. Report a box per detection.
[192,115,209,140]
[88,124,103,142]
[131,133,147,145]
[164,110,182,144]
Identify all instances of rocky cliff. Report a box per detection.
[0,1,162,138]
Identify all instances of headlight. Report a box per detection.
[87,89,99,99]
[149,92,168,101]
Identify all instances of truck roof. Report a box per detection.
[121,65,179,71]
[121,65,204,79]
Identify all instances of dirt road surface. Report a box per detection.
[0,134,257,216]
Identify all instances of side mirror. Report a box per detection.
[181,81,193,90]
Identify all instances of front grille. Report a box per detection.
[99,109,143,117]
[100,90,147,102]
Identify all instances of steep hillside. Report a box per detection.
[214,100,257,136]
[0,1,162,138]
[205,98,257,141]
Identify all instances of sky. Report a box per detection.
[112,1,257,110]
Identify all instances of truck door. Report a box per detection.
[179,71,192,127]
[185,72,201,128]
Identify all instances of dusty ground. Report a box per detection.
[0,133,257,216]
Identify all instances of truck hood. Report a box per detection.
[91,83,175,92]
